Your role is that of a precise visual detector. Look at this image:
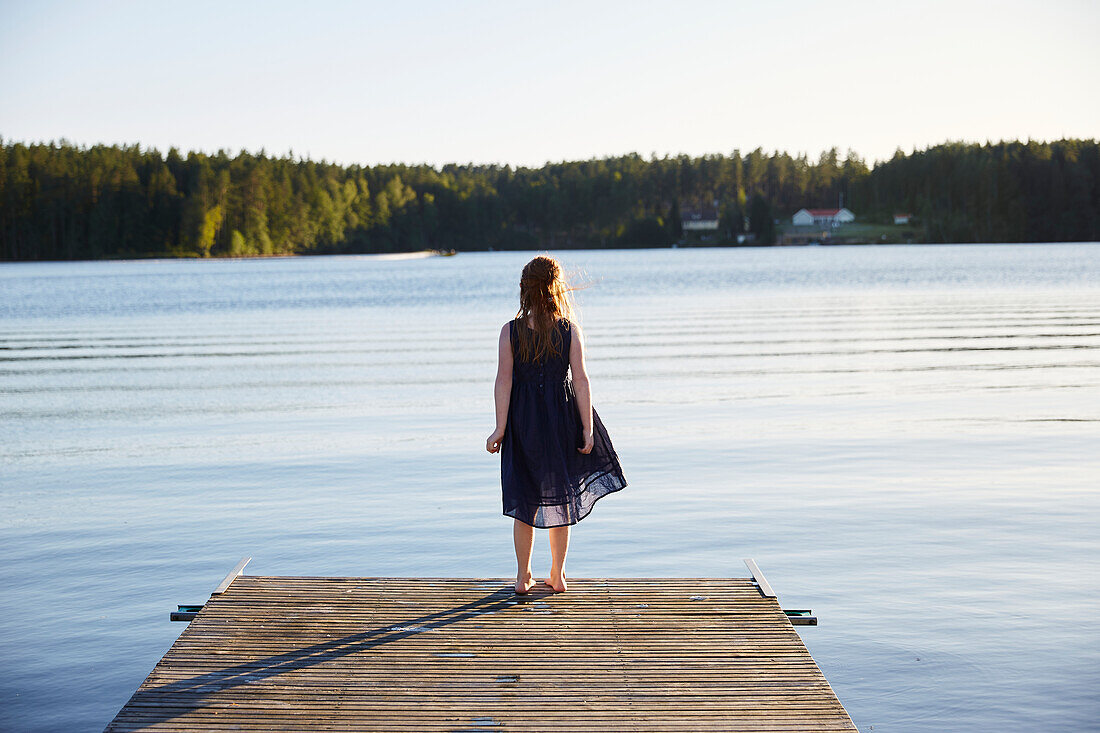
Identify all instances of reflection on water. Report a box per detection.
[1,243,1099,732]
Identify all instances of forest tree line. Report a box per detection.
[1,137,1097,260]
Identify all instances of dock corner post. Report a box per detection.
[170,556,252,621]
[212,556,251,596]
[743,559,818,625]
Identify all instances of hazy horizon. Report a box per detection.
[2,0,1097,169]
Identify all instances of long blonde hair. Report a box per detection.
[514,255,576,363]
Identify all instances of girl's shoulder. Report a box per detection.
[559,318,582,337]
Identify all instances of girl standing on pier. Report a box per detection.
[486,255,627,595]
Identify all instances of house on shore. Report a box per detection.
[792,208,855,227]
[893,213,913,225]
[680,208,720,243]
[681,208,720,234]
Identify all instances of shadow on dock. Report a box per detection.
[152,587,529,700]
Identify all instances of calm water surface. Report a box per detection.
[1,244,1099,732]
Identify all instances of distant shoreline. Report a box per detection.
[4,138,1096,261]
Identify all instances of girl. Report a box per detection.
[486,255,627,594]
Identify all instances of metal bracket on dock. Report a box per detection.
[170,556,251,622]
[744,558,817,626]
[170,605,203,622]
[784,609,818,626]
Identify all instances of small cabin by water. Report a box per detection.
[792,207,855,227]
[681,208,720,233]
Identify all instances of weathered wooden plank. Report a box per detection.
[210,556,251,595]
[743,559,777,598]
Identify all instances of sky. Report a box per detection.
[1,0,1098,168]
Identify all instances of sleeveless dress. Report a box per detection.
[501,318,627,528]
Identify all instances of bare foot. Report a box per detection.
[543,573,567,593]
[515,571,536,595]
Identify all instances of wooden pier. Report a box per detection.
[106,560,855,731]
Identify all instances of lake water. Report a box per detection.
[1,243,1098,732]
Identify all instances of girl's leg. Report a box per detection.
[513,519,536,594]
[545,525,570,592]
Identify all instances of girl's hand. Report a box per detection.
[578,429,594,454]
[486,428,505,454]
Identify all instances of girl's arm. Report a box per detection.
[569,322,594,454]
[486,323,513,453]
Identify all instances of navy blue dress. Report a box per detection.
[501,318,627,528]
